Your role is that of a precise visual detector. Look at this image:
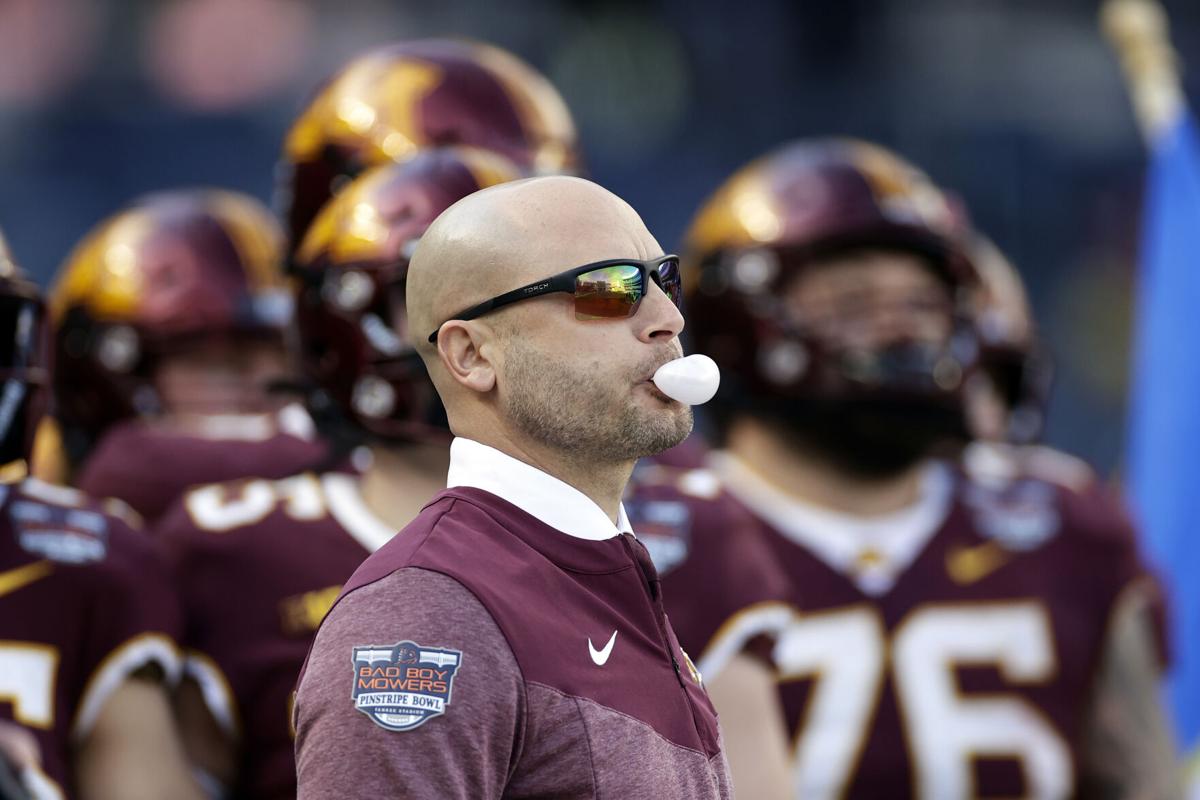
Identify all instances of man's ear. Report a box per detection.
[436,321,497,394]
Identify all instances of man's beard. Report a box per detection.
[501,339,693,463]
[761,395,966,480]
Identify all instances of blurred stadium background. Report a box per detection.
[0,0,1197,476]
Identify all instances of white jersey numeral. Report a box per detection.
[0,643,56,728]
[0,643,66,798]
[776,602,1072,799]
[185,475,326,533]
[775,606,885,799]
[893,603,1071,799]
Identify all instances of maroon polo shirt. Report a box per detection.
[295,486,731,799]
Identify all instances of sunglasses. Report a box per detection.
[426,255,682,343]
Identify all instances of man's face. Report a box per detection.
[784,248,953,352]
[493,255,693,464]
[755,247,963,477]
[153,335,291,417]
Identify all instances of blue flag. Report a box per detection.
[1126,110,1200,771]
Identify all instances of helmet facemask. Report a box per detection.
[49,189,293,464]
[290,149,523,449]
[698,244,978,477]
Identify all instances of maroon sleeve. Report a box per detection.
[73,518,184,740]
[295,568,525,800]
[1076,483,1172,671]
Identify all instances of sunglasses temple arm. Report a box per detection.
[486,274,578,311]
[426,300,494,343]
[426,275,579,343]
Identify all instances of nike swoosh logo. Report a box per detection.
[0,560,54,598]
[588,631,618,666]
[946,541,1012,585]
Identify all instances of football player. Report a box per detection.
[960,236,1103,493]
[963,235,1049,446]
[682,139,1178,799]
[0,233,200,800]
[42,189,327,525]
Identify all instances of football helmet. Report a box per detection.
[280,38,580,254]
[0,232,50,468]
[969,235,1052,444]
[683,139,981,467]
[49,189,290,456]
[291,147,522,441]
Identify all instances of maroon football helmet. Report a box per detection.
[969,235,1053,444]
[291,147,522,442]
[279,38,580,255]
[683,139,981,462]
[0,232,50,468]
[49,189,289,459]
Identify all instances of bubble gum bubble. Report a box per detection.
[652,354,721,405]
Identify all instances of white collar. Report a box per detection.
[711,452,952,596]
[446,438,632,541]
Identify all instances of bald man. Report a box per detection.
[293,177,731,799]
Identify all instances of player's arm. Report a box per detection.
[704,652,792,800]
[173,675,236,798]
[154,479,310,799]
[1077,582,1182,800]
[693,598,796,800]
[295,568,523,799]
[69,511,201,800]
[0,721,39,778]
[74,668,203,800]
[0,720,41,800]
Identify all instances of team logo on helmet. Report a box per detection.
[351,641,463,732]
[279,38,581,253]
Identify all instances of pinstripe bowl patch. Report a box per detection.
[351,641,463,731]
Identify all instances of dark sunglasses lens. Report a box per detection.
[574,264,644,320]
[654,259,683,308]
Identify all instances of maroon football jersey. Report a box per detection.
[624,462,793,677]
[715,455,1151,799]
[154,472,390,800]
[296,486,730,798]
[76,406,330,526]
[0,478,182,799]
